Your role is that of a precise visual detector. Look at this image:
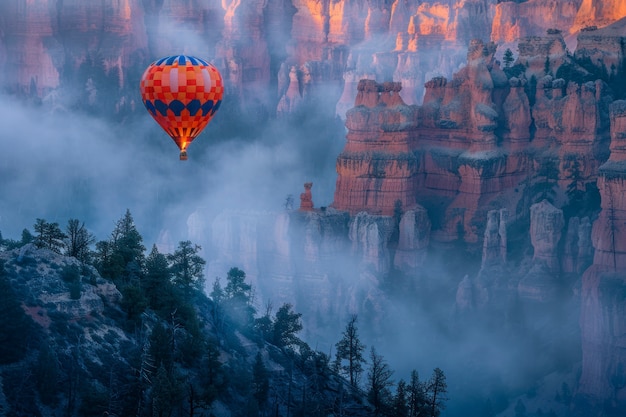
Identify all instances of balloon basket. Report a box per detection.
[179,150,188,161]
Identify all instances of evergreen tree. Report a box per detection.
[33,218,67,253]
[150,322,175,373]
[393,380,409,417]
[210,277,225,331]
[503,48,514,68]
[0,230,23,250]
[0,260,36,364]
[367,347,394,416]
[272,303,303,349]
[335,315,366,388]
[426,368,448,417]
[223,267,256,329]
[64,218,95,263]
[168,240,206,298]
[224,267,252,301]
[20,228,33,246]
[110,209,146,283]
[144,244,172,312]
[253,352,270,410]
[0,229,19,251]
[202,341,225,405]
[119,283,148,323]
[151,365,177,417]
[94,240,117,279]
[254,300,274,342]
[408,370,428,417]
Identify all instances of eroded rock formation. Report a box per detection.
[3,0,625,117]
[332,80,420,216]
[578,100,626,405]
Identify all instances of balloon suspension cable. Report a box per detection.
[179,150,188,161]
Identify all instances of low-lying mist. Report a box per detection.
[0,91,344,245]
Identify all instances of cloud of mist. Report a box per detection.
[0,88,343,246]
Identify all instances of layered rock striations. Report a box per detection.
[2,0,625,116]
[491,0,583,43]
[332,79,421,216]
[574,17,626,79]
[333,26,621,243]
[334,40,520,241]
[572,0,626,33]
[578,100,626,405]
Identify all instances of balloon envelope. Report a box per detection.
[140,55,224,160]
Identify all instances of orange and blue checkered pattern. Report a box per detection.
[140,55,224,152]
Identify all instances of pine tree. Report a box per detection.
[367,347,394,416]
[202,341,225,405]
[224,267,252,301]
[143,245,172,312]
[426,368,448,417]
[33,218,67,254]
[110,209,145,283]
[254,300,274,342]
[253,352,270,410]
[151,365,177,417]
[393,380,409,417]
[150,322,175,373]
[168,240,206,298]
[20,229,33,246]
[335,315,366,388]
[210,277,225,331]
[272,303,303,349]
[408,370,428,417]
[503,48,514,68]
[119,284,147,323]
[223,267,255,329]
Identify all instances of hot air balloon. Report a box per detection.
[140,55,224,160]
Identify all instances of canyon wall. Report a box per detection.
[332,32,614,243]
[578,101,626,404]
[3,0,625,117]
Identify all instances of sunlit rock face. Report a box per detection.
[331,25,622,244]
[218,0,271,104]
[0,0,59,95]
[531,75,612,190]
[0,0,147,98]
[515,32,570,78]
[572,0,626,33]
[3,0,624,118]
[332,80,421,216]
[491,0,582,43]
[578,101,626,405]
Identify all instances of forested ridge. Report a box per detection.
[0,210,447,417]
